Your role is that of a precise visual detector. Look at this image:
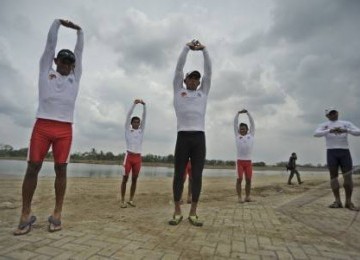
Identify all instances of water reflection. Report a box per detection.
[0,159,327,178]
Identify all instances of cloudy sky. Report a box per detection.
[1,0,359,165]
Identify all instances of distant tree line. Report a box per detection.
[0,144,326,168]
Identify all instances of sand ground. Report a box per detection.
[0,173,359,259]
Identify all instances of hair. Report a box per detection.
[239,123,248,130]
[131,116,140,124]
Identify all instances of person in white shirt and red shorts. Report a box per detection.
[14,19,84,235]
[234,109,255,203]
[120,99,146,208]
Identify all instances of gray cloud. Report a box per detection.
[1,0,359,164]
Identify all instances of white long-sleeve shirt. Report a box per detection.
[234,112,255,160]
[36,19,84,123]
[314,120,360,149]
[125,103,146,154]
[173,46,212,132]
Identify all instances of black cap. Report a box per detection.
[186,70,201,79]
[56,49,75,63]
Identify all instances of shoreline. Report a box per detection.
[0,157,329,171]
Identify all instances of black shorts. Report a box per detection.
[327,149,352,172]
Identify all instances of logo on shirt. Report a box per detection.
[49,74,57,80]
[181,92,187,97]
[68,78,74,84]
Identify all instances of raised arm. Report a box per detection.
[199,47,212,95]
[39,19,61,76]
[125,102,136,130]
[234,112,240,136]
[247,111,255,136]
[173,46,190,90]
[59,19,84,82]
[73,26,84,82]
[140,100,146,131]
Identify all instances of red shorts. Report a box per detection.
[183,161,192,181]
[237,160,253,180]
[123,152,142,177]
[28,118,72,164]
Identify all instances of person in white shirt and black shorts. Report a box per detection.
[169,40,212,227]
[314,108,360,211]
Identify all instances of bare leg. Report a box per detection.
[187,178,192,203]
[121,175,128,203]
[245,179,252,201]
[329,167,341,204]
[20,162,42,222]
[129,176,138,201]
[236,178,243,202]
[53,163,67,220]
[189,201,198,216]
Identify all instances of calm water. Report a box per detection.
[0,159,327,178]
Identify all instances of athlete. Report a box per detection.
[120,99,146,208]
[234,109,255,203]
[169,40,212,227]
[14,19,83,235]
[314,108,360,211]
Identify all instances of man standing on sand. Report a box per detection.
[120,99,146,208]
[169,39,212,227]
[287,152,303,185]
[14,19,84,235]
[314,108,360,211]
[234,109,255,203]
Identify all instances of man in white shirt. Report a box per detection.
[169,40,211,227]
[120,99,146,208]
[14,19,84,235]
[314,108,360,211]
[234,109,255,203]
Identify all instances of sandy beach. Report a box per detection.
[1,173,359,259]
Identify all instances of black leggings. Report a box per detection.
[173,131,206,203]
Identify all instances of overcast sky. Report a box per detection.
[1,0,359,165]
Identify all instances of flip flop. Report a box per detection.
[345,203,360,211]
[48,216,62,232]
[13,215,36,236]
[168,215,183,226]
[329,201,343,208]
[127,201,136,207]
[188,215,203,227]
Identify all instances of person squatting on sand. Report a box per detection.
[287,152,303,185]
[314,108,360,211]
[14,19,84,235]
[121,99,146,208]
[169,40,212,227]
[234,109,255,203]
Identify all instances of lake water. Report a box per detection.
[0,159,327,178]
